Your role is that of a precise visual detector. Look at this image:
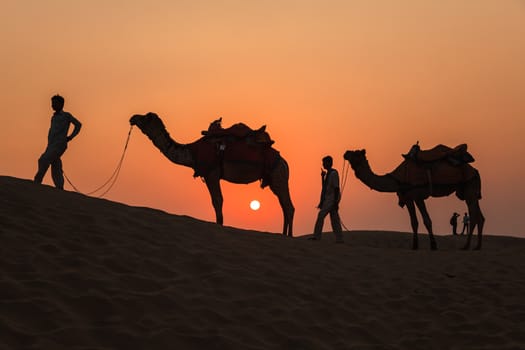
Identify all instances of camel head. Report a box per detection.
[343,150,367,170]
[129,112,159,127]
[129,112,167,136]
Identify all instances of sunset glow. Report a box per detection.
[1,1,524,237]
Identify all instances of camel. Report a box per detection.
[129,112,294,236]
[343,146,485,250]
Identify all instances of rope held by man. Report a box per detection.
[63,125,134,198]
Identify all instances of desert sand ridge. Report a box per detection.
[1,175,525,350]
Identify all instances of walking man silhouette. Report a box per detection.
[34,94,82,189]
[309,156,344,243]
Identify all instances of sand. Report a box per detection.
[1,175,525,350]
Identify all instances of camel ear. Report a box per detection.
[361,149,366,155]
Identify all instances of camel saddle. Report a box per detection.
[189,128,280,185]
[391,159,478,187]
[392,144,478,187]
[201,117,274,146]
[403,143,474,165]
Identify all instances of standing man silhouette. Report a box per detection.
[460,212,470,235]
[309,155,344,243]
[34,94,82,190]
[450,212,460,235]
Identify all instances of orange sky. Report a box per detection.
[2,1,524,237]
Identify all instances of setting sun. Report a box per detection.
[250,200,261,211]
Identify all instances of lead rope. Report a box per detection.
[63,125,134,198]
[340,160,350,196]
[339,161,351,232]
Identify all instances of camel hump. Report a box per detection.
[404,143,474,165]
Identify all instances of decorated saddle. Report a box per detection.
[190,118,280,184]
[393,143,478,187]
[402,143,474,165]
[201,117,274,145]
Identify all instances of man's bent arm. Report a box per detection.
[67,116,82,141]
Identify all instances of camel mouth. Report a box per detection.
[130,113,157,126]
[344,149,366,159]
[129,114,142,126]
[343,150,359,160]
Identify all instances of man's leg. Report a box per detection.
[51,157,64,190]
[330,209,344,242]
[312,208,329,240]
[34,150,53,184]
[35,144,66,188]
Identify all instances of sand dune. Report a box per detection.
[1,175,524,350]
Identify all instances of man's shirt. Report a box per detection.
[322,169,341,206]
[48,111,81,145]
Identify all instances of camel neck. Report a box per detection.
[354,159,399,193]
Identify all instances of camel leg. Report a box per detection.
[462,217,472,250]
[204,172,224,225]
[474,202,485,250]
[269,182,295,237]
[268,159,294,237]
[406,200,419,250]
[464,200,485,250]
[415,199,437,250]
[462,201,475,250]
